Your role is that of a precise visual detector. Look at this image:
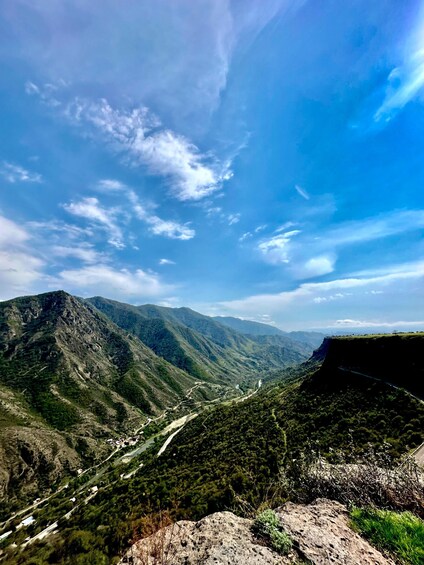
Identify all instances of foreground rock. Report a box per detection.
[121,511,293,564]
[121,499,392,565]
[276,499,394,564]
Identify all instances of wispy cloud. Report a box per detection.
[0,161,42,183]
[52,245,103,264]
[0,214,45,300]
[159,258,175,266]
[97,179,195,240]
[217,259,424,317]
[375,9,424,123]
[295,184,310,200]
[53,264,173,301]
[205,205,241,226]
[29,85,233,201]
[257,230,301,264]
[228,213,241,225]
[28,220,94,240]
[331,318,424,329]
[62,197,124,249]
[249,209,424,280]
[325,209,424,247]
[80,97,231,200]
[375,52,424,122]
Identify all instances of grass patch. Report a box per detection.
[350,507,424,565]
[253,509,292,555]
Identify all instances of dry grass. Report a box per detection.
[125,511,178,565]
[289,446,424,516]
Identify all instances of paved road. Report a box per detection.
[339,366,424,467]
[338,367,423,404]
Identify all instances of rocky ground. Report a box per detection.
[121,499,393,565]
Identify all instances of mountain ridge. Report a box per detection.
[86,296,314,382]
[0,291,226,508]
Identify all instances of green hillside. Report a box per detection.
[5,333,423,564]
[0,291,226,508]
[87,297,312,382]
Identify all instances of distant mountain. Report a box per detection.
[213,316,285,336]
[0,291,213,506]
[213,315,324,349]
[87,297,313,382]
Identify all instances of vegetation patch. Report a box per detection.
[350,507,424,565]
[253,509,292,554]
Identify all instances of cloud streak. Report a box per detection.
[0,215,45,300]
[63,197,125,249]
[30,86,233,201]
[97,179,195,240]
[295,184,310,200]
[0,161,42,183]
[54,264,173,301]
[218,259,424,317]
[257,230,301,264]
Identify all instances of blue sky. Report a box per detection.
[0,0,424,331]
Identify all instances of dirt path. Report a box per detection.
[411,442,424,467]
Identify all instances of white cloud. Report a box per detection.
[97,178,195,240]
[295,184,310,200]
[332,319,424,329]
[205,205,241,226]
[52,245,102,264]
[239,232,252,242]
[325,209,424,247]
[257,230,301,264]
[145,216,195,240]
[375,50,424,122]
[228,213,241,225]
[0,161,42,183]
[54,264,172,301]
[62,197,124,248]
[297,255,335,278]
[96,179,127,192]
[28,220,94,240]
[0,215,29,246]
[0,215,45,300]
[313,292,351,304]
[62,97,232,201]
[0,251,44,300]
[159,258,176,266]
[217,259,424,318]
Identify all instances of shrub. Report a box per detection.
[288,446,424,517]
[253,509,292,555]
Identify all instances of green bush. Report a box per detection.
[253,509,292,555]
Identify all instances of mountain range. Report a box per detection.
[2,326,422,564]
[0,291,322,509]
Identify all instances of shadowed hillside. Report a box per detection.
[312,333,424,400]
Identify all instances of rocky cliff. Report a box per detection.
[311,333,424,399]
[121,499,393,565]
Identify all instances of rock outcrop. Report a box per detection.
[276,499,394,564]
[121,499,393,565]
